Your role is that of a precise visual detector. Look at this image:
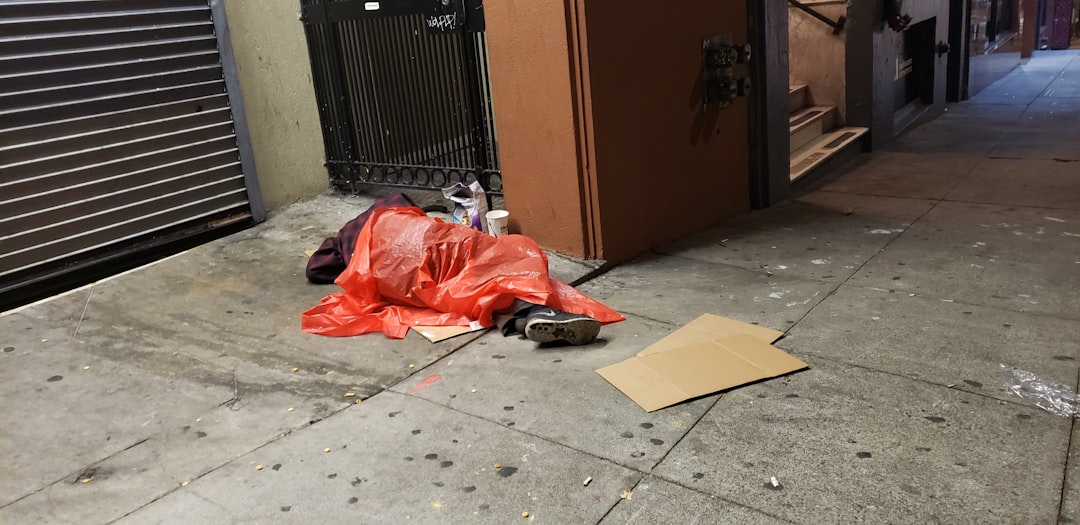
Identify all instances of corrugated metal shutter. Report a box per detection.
[0,0,262,302]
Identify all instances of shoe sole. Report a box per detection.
[524,318,601,346]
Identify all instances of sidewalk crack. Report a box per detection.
[1,437,150,511]
[70,285,95,340]
[1056,368,1078,522]
[218,369,241,411]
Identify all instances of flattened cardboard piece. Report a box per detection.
[636,314,783,356]
[411,321,486,343]
[596,315,806,412]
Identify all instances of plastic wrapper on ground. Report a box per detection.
[1001,364,1078,418]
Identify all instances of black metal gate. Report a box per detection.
[300,0,501,195]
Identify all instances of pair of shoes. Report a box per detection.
[523,307,600,346]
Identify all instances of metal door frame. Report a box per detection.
[211,0,264,221]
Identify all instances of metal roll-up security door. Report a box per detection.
[0,0,262,307]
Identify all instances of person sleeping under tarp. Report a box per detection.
[302,194,624,345]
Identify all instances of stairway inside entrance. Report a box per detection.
[788,84,868,181]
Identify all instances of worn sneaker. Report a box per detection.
[523,307,601,345]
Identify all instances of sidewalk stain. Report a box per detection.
[408,374,443,394]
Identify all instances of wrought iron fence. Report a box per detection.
[300,0,501,194]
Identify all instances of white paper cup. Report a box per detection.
[485,210,510,237]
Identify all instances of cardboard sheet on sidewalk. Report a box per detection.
[596,314,808,412]
[411,321,487,343]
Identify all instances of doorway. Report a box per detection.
[948,0,970,101]
[785,0,868,182]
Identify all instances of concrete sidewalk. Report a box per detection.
[3,50,1078,524]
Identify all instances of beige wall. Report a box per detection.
[223,0,328,211]
[789,3,848,119]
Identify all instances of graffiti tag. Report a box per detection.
[426,13,458,32]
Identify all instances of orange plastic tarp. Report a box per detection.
[302,207,624,338]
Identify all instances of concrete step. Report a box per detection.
[789,84,808,113]
[790,126,869,182]
[790,105,836,154]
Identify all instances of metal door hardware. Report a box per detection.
[788,0,846,34]
[703,34,751,108]
[936,40,951,57]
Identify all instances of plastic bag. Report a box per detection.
[442,181,489,232]
[1001,364,1078,418]
[302,207,624,338]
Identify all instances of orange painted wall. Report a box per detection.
[581,0,751,262]
[484,0,751,262]
[483,1,592,257]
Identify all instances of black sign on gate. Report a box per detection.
[300,0,501,194]
[421,0,485,33]
[423,0,462,34]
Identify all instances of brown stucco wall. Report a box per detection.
[223,0,329,211]
[484,1,592,257]
[485,0,753,261]
[580,0,751,261]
